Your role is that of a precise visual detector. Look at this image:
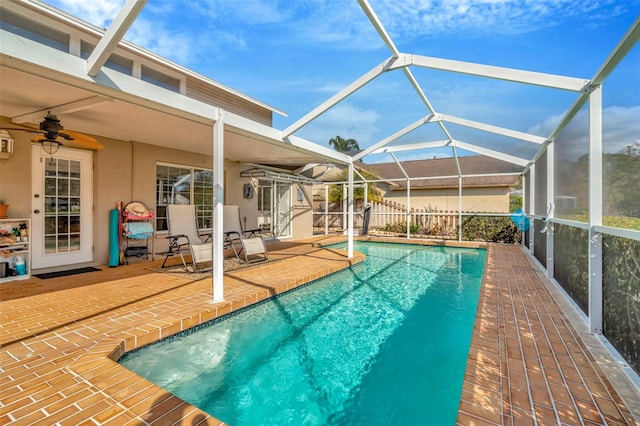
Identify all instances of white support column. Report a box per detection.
[522,173,527,247]
[342,184,347,233]
[588,85,603,334]
[546,140,555,278]
[458,176,463,242]
[364,182,368,206]
[212,109,225,302]
[529,164,536,254]
[347,163,354,258]
[324,184,329,236]
[406,180,411,239]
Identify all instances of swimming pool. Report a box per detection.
[120,242,486,425]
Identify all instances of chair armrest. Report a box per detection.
[243,228,262,238]
[165,233,188,240]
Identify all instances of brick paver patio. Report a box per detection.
[1,238,638,425]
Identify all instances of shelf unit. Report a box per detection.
[0,218,31,283]
[122,202,155,264]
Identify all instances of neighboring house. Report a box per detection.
[0,1,347,274]
[320,156,521,213]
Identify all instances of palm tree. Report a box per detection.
[328,167,383,202]
[328,135,360,152]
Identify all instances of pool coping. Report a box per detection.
[66,244,368,424]
[65,238,486,424]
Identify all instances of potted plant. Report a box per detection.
[0,199,8,219]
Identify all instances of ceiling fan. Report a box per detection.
[4,113,104,154]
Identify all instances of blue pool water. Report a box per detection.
[120,242,486,425]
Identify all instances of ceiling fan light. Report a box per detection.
[41,139,62,155]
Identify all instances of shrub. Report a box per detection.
[384,222,420,234]
[459,215,522,243]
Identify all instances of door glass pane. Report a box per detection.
[58,159,69,177]
[45,177,56,196]
[70,178,80,197]
[44,217,56,234]
[69,160,80,178]
[59,197,68,212]
[58,234,69,251]
[58,178,69,196]
[44,236,57,254]
[58,216,69,233]
[70,234,80,252]
[70,215,80,233]
[45,160,56,177]
[45,196,56,214]
[70,198,80,213]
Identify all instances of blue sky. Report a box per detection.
[45,0,639,163]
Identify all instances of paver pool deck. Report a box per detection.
[1,237,638,425]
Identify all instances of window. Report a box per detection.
[156,164,213,231]
[80,41,133,75]
[141,65,180,93]
[0,8,69,52]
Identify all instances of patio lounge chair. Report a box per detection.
[223,205,269,263]
[162,204,213,272]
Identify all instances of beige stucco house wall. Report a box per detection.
[380,186,511,213]
[315,157,519,216]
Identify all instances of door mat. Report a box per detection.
[34,267,101,280]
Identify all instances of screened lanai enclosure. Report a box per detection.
[1,0,638,397]
[300,3,640,381]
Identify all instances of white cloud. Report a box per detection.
[47,0,125,28]
[371,0,634,39]
[125,20,196,64]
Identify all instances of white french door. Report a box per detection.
[257,180,292,238]
[274,181,292,238]
[31,146,93,268]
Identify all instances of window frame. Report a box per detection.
[155,162,213,233]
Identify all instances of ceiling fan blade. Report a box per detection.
[56,132,74,140]
[63,138,105,150]
[59,129,96,143]
[60,130,104,150]
[31,134,104,150]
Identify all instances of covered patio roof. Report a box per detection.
[0,0,352,169]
